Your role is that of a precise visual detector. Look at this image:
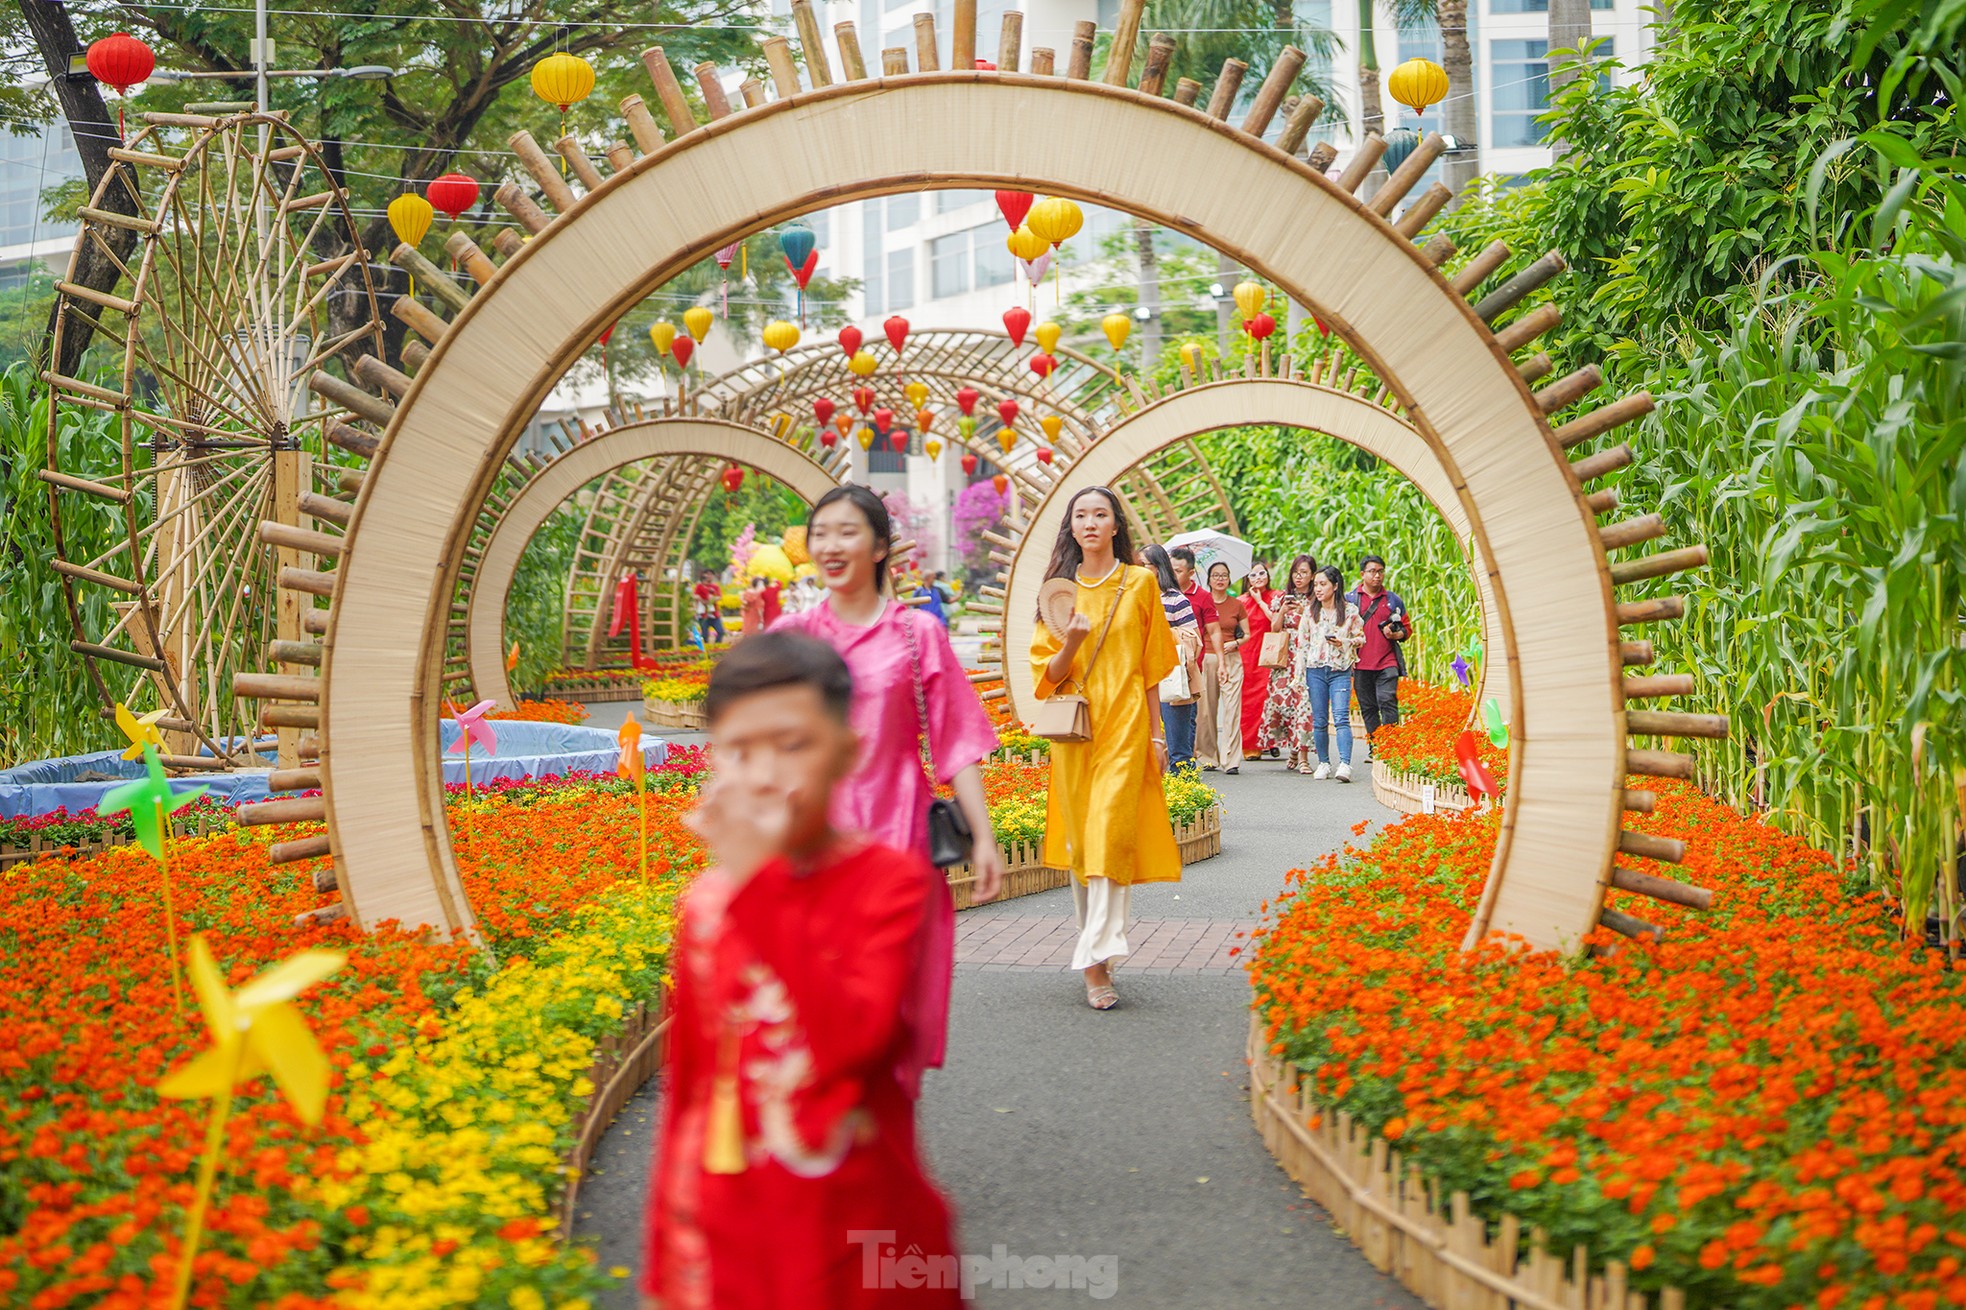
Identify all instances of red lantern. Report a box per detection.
[955,386,980,416]
[670,334,696,369]
[721,465,744,494]
[884,315,910,355]
[992,474,1009,496]
[1036,447,1054,465]
[821,429,839,448]
[838,325,863,357]
[888,430,908,453]
[995,190,1035,232]
[426,172,481,220]
[961,453,979,475]
[997,398,1019,428]
[916,408,934,434]
[86,33,155,95]
[853,386,876,415]
[974,58,997,70]
[1244,312,1278,341]
[1029,353,1057,379]
[872,407,894,434]
[1003,306,1031,348]
[813,397,836,427]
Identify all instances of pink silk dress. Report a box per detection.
[775,600,999,1095]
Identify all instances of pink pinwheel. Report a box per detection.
[447,699,497,846]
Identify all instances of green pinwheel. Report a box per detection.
[100,745,209,1011]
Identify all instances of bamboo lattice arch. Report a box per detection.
[992,371,1513,725]
[233,14,1725,954]
[465,418,840,706]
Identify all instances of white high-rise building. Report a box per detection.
[1,120,84,290]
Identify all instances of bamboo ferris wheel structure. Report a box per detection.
[41,111,383,767]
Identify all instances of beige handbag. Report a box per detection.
[1032,567,1127,742]
[1257,630,1290,669]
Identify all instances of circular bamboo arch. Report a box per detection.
[998,375,1511,724]
[466,418,838,705]
[237,64,1720,956]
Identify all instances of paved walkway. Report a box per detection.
[571,713,1419,1308]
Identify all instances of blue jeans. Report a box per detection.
[1303,667,1354,766]
[1161,700,1198,769]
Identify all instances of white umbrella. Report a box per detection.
[1164,529,1255,584]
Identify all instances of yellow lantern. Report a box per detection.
[649,320,677,356]
[1040,414,1063,444]
[1180,341,1204,372]
[1101,312,1131,351]
[847,349,878,378]
[387,193,433,249]
[1006,225,1049,262]
[1034,321,1062,355]
[1233,280,1267,321]
[856,427,874,450]
[924,438,942,461]
[996,429,1017,454]
[904,381,928,408]
[1387,57,1449,116]
[762,320,801,354]
[531,51,597,113]
[1024,196,1084,249]
[683,305,714,344]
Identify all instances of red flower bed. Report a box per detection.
[1252,777,1966,1307]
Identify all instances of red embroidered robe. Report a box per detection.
[644,841,964,1309]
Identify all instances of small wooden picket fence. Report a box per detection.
[548,675,646,702]
[642,696,709,731]
[1370,759,1477,817]
[944,805,1222,910]
[0,812,228,872]
[559,992,671,1238]
[1247,1014,1685,1310]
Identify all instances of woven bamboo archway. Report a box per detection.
[236,46,1722,953]
[467,418,839,705]
[995,373,1512,723]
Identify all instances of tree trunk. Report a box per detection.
[23,0,142,376]
[1356,0,1384,138]
[1132,218,1162,370]
[1439,0,1480,199]
[1546,0,1593,157]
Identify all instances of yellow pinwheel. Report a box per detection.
[114,701,167,760]
[158,935,344,1307]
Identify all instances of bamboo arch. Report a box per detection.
[467,418,842,707]
[236,61,1721,955]
[996,375,1511,724]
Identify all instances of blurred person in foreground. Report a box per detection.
[642,633,963,1309]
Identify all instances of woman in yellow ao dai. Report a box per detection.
[1028,486,1182,1010]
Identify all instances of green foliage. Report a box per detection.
[684,476,806,574]
[0,362,123,766]
[501,501,584,697]
[0,272,57,376]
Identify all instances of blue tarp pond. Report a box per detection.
[0,720,668,819]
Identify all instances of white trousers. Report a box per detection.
[1071,876,1132,970]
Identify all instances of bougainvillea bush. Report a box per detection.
[1251,773,1966,1307]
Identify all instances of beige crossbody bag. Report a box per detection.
[1031,566,1127,743]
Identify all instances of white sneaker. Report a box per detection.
[1312,762,1332,780]
[1336,762,1353,783]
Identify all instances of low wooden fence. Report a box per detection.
[642,696,709,731]
[0,812,229,872]
[945,805,1222,910]
[559,994,671,1238]
[1370,760,1478,817]
[1247,1014,1684,1310]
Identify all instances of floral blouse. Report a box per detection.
[1296,600,1367,673]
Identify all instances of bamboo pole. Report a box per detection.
[763,37,802,97]
[620,95,663,153]
[1553,392,1656,448]
[1448,239,1511,295]
[1242,46,1304,135]
[693,63,733,119]
[792,0,833,85]
[1173,77,1202,106]
[1276,93,1324,155]
[443,232,498,287]
[952,0,976,67]
[1392,182,1452,238]
[1067,22,1096,78]
[915,15,941,71]
[1205,58,1248,119]
[835,24,869,80]
[1534,364,1604,414]
[1335,134,1388,192]
[1598,514,1665,550]
[554,136,607,190]
[1138,33,1176,96]
[1030,48,1054,76]
[642,48,698,135]
[508,131,577,212]
[1367,132,1446,215]
[388,244,470,313]
[1610,545,1709,586]
[492,181,551,235]
[1472,250,1569,323]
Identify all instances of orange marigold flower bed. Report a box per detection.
[0,775,709,1304]
[484,698,589,724]
[1368,679,1506,790]
[1251,779,1966,1307]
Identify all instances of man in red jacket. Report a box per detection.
[1347,554,1411,762]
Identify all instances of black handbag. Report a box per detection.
[902,618,976,868]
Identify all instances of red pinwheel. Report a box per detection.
[1454,730,1498,799]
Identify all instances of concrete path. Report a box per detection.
[571,718,1420,1308]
